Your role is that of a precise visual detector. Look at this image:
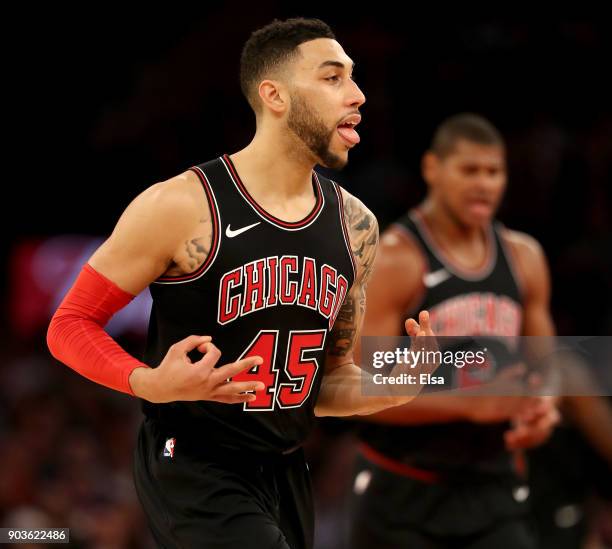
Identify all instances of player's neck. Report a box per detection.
[420,199,486,244]
[230,133,316,199]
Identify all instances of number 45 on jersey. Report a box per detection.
[232,329,326,410]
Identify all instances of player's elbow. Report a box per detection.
[46,308,82,364]
[46,310,66,362]
[314,400,341,417]
[314,404,328,417]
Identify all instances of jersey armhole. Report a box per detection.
[391,222,429,320]
[153,166,222,285]
[332,182,357,286]
[496,223,527,302]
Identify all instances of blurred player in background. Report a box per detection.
[46,17,434,549]
[350,113,560,549]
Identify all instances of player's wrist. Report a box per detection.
[129,366,160,402]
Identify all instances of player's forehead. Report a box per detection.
[448,139,505,165]
[295,38,354,72]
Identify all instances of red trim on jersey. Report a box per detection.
[223,154,323,229]
[359,443,441,484]
[157,166,220,282]
[334,183,357,283]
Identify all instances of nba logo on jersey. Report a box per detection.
[163,438,176,458]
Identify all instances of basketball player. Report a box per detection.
[350,113,560,549]
[46,18,433,549]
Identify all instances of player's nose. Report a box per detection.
[347,79,366,108]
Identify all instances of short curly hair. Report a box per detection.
[240,18,335,113]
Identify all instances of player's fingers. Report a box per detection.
[504,430,525,450]
[506,409,559,450]
[506,428,546,450]
[215,381,266,395]
[418,310,431,334]
[405,318,419,337]
[213,356,263,382]
[504,423,535,449]
[535,407,561,430]
[213,392,257,405]
[193,343,222,369]
[197,340,216,353]
[171,335,213,355]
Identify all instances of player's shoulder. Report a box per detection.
[134,170,207,221]
[371,222,427,290]
[113,170,209,248]
[141,170,202,207]
[499,226,547,264]
[499,226,550,297]
[335,184,379,232]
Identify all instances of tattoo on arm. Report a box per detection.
[326,192,379,358]
[344,193,379,284]
[185,237,209,270]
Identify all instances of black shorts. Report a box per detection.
[133,418,314,549]
[349,452,536,549]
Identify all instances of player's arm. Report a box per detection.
[47,172,263,403]
[505,230,555,338]
[353,225,493,424]
[314,190,431,417]
[500,230,561,449]
[506,230,612,458]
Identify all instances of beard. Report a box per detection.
[287,91,346,170]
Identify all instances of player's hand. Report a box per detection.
[405,310,435,339]
[504,373,561,450]
[405,310,438,377]
[504,397,560,450]
[462,364,531,423]
[130,335,265,404]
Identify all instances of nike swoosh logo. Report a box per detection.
[423,268,451,288]
[225,222,261,238]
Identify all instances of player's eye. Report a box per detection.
[326,75,340,82]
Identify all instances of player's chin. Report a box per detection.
[319,157,347,170]
[458,207,493,228]
[332,138,354,164]
[466,213,491,227]
[318,146,349,170]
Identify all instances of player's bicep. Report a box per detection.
[324,189,379,368]
[505,230,555,336]
[88,179,198,295]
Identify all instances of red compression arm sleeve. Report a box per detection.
[46,264,150,396]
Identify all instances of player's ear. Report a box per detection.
[421,151,439,188]
[258,80,287,115]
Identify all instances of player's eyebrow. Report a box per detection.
[317,60,355,70]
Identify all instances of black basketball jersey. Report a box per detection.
[141,155,356,454]
[360,208,524,476]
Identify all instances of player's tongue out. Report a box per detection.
[337,123,360,145]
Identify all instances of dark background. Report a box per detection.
[2,8,610,548]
